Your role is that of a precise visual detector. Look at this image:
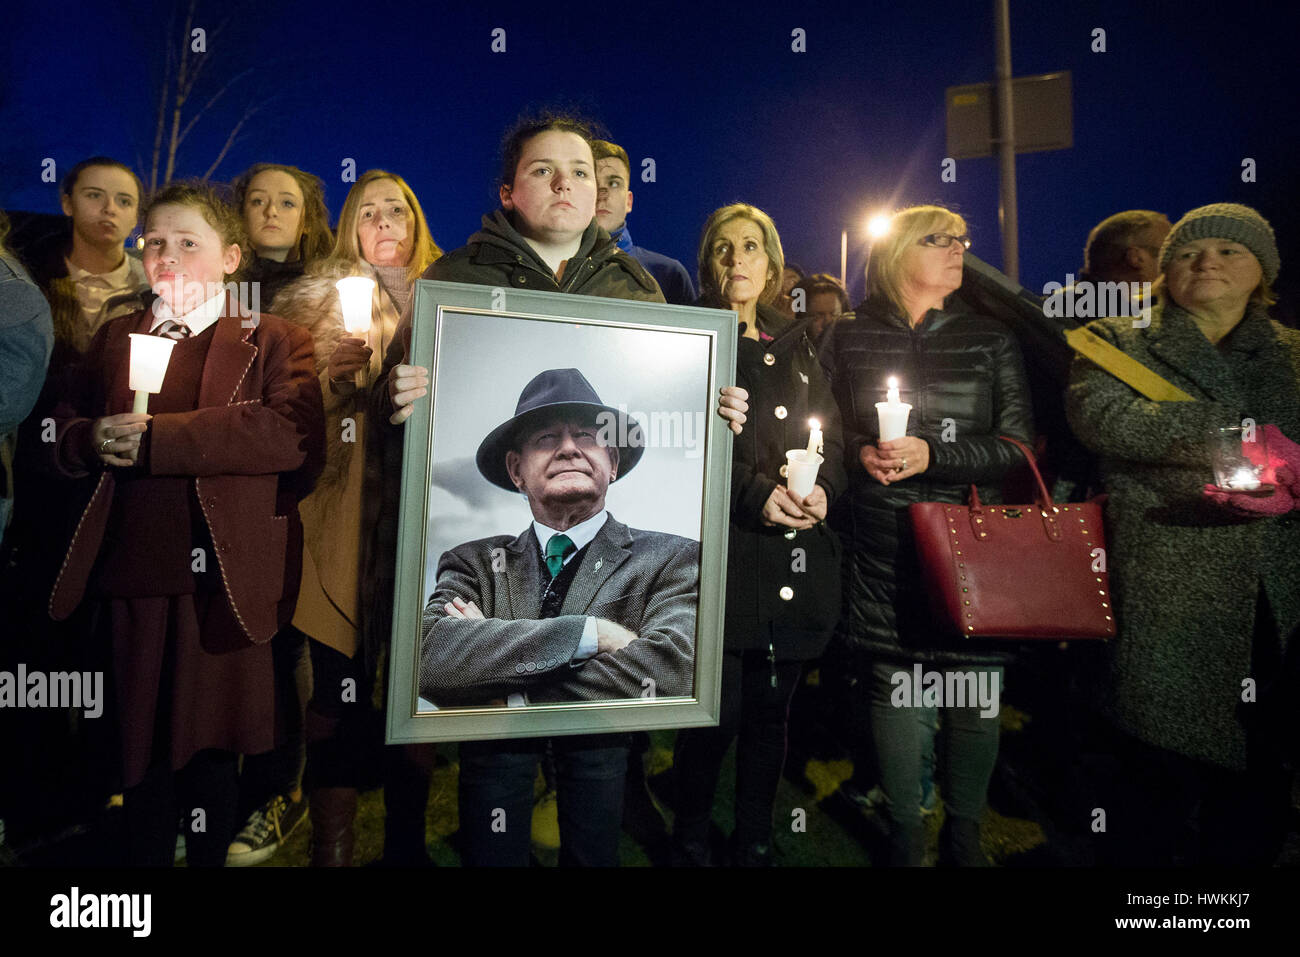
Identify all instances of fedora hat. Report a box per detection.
[476,368,644,491]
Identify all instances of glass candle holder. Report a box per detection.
[1208,425,1270,491]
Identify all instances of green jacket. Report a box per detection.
[1065,302,1300,770]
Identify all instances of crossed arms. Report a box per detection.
[418,533,699,705]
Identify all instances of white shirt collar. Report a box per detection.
[149,289,227,336]
[64,253,133,287]
[533,509,608,564]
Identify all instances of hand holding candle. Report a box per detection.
[128,332,177,414]
[876,375,911,441]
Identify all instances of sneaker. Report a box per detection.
[839,782,887,810]
[226,794,307,867]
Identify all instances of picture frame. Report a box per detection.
[385,280,736,744]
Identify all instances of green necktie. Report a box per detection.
[544,533,575,578]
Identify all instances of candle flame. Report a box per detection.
[888,376,898,389]
[808,418,820,430]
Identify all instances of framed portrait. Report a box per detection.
[385,281,736,743]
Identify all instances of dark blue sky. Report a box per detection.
[4,0,1297,307]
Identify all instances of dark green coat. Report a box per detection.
[1065,302,1300,770]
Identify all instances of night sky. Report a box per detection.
[3,0,1297,309]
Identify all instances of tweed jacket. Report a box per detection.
[420,514,698,705]
[45,301,326,644]
[1066,302,1300,770]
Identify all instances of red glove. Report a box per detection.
[1202,482,1294,517]
[1262,424,1300,497]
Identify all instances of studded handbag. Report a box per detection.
[909,436,1115,640]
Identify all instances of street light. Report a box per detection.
[842,211,893,288]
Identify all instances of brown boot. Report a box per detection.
[309,788,357,867]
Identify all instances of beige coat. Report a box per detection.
[271,265,400,656]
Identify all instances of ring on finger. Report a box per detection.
[99,438,113,453]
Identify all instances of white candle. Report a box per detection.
[128,333,177,414]
[336,277,376,336]
[806,418,823,455]
[875,375,912,441]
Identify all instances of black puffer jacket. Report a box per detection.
[722,301,847,662]
[819,295,1034,665]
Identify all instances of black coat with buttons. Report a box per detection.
[721,300,847,661]
[818,295,1034,665]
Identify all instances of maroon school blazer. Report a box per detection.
[46,300,326,643]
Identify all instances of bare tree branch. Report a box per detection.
[163,0,198,184]
[149,4,179,190]
[202,102,261,180]
[177,67,254,147]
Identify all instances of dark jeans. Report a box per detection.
[237,626,308,817]
[124,749,239,867]
[868,659,1002,866]
[674,650,802,847]
[458,734,630,867]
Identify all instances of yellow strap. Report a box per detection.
[1064,326,1196,402]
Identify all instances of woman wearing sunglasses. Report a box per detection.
[819,204,1034,865]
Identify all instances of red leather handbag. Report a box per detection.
[909,436,1115,640]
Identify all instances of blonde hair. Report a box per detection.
[696,203,785,304]
[323,169,441,285]
[867,205,967,317]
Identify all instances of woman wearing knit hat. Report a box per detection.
[1066,202,1300,866]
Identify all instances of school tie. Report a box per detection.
[154,320,191,340]
[544,533,575,579]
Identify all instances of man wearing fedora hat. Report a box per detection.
[421,367,698,865]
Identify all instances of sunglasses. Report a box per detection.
[919,233,972,250]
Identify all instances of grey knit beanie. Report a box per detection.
[1159,203,1279,284]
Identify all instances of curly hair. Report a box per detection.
[142,181,250,280]
[232,162,334,264]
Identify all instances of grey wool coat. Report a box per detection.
[420,515,698,706]
[1066,302,1300,771]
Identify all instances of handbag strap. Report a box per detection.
[998,435,1054,507]
[966,436,1063,542]
[968,436,1054,509]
